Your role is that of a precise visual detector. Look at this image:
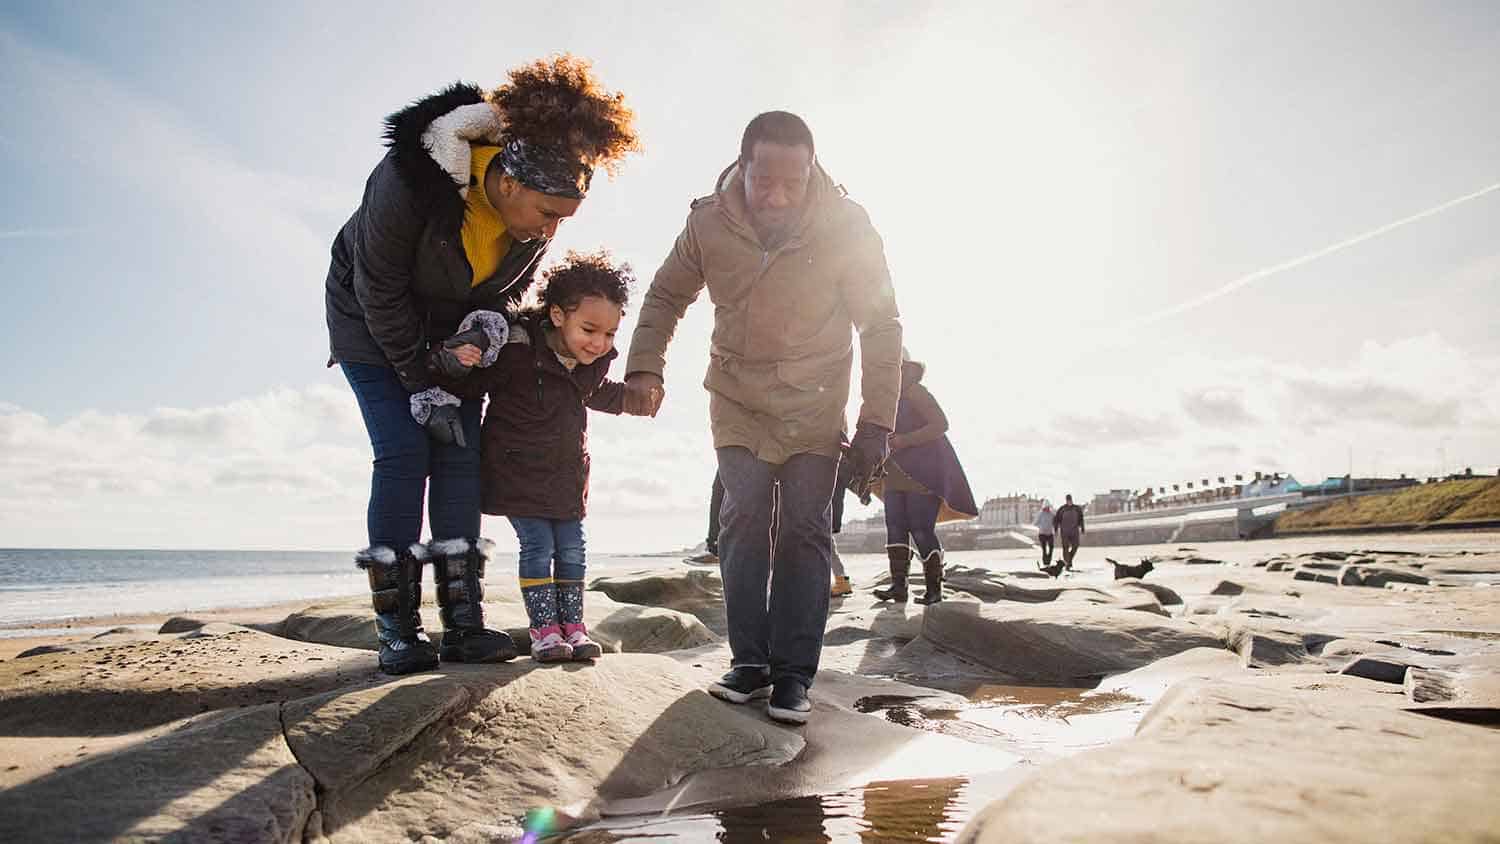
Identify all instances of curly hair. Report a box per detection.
[537,250,634,314]
[489,54,642,176]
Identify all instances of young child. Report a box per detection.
[445,250,643,662]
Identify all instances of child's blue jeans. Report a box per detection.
[508,517,586,581]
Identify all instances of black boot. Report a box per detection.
[915,549,945,605]
[430,538,517,663]
[873,545,912,602]
[358,544,439,676]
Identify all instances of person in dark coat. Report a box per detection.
[327,56,640,675]
[444,252,647,662]
[1055,494,1086,570]
[873,349,978,605]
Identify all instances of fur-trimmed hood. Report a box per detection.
[381,83,508,225]
[325,83,550,392]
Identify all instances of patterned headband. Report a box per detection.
[498,138,593,199]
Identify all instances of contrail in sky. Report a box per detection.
[0,227,83,239]
[1127,180,1500,331]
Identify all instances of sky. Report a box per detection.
[1,1,1497,551]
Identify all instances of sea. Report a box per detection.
[0,547,680,637]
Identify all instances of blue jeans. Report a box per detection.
[341,363,482,548]
[884,490,942,558]
[716,446,838,690]
[508,517,587,581]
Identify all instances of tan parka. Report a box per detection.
[625,161,903,464]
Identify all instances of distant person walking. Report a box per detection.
[1055,494,1085,569]
[1035,501,1056,567]
[872,349,978,605]
[324,57,640,675]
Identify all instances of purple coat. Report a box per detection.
[883,381,978,523]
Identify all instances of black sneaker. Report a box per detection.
[767,681,811,725]
[708,666,772,704]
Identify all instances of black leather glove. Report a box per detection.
[434,325,492,380]
[836,451,871,505]
[846,421,891,494]
[423,404,467,448]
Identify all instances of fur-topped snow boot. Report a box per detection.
[357,544,440,675]
[429,538,517,663]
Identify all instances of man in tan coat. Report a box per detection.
[624,112,903,724]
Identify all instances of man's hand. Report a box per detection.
[624,372,665,418]
[846,421,891,486]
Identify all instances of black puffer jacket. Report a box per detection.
[324,83,549,392]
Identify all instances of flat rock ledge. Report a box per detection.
[957,673,1500,843]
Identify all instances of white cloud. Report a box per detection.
[958,333,1500,503]
[6,332,1494,550]
[0,386,370,549]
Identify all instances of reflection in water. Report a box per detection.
[956,684,1147,756]
[718,794,834,843]
[850,685,1144,756]
[545,684,1146,842]
[859,777,967,843]
[542,777,970,843]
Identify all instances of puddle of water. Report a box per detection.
[958,684,1146,756]
[850,684,1146,757]
[544,776,982,843]
[542,686,1145,842]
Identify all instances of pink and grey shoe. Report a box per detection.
[529,625,573,662]
[563,623,603,660]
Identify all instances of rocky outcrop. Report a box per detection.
[288,655,805,840]
[588,568,727,634]
[919,602,1226,683]
[0,704,316,844]
[957,674,1500,843]
[5,537,1499,842]
[1338,564,1430,588]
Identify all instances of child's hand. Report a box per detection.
[624,373,665,417]
[433,311,507,379]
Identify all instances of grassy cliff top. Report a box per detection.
[1276,477,1500,532]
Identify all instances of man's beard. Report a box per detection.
[751,213,793,247]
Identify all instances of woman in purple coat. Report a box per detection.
[873,349,978,604]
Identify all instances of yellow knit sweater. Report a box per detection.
[461,146,513,286]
